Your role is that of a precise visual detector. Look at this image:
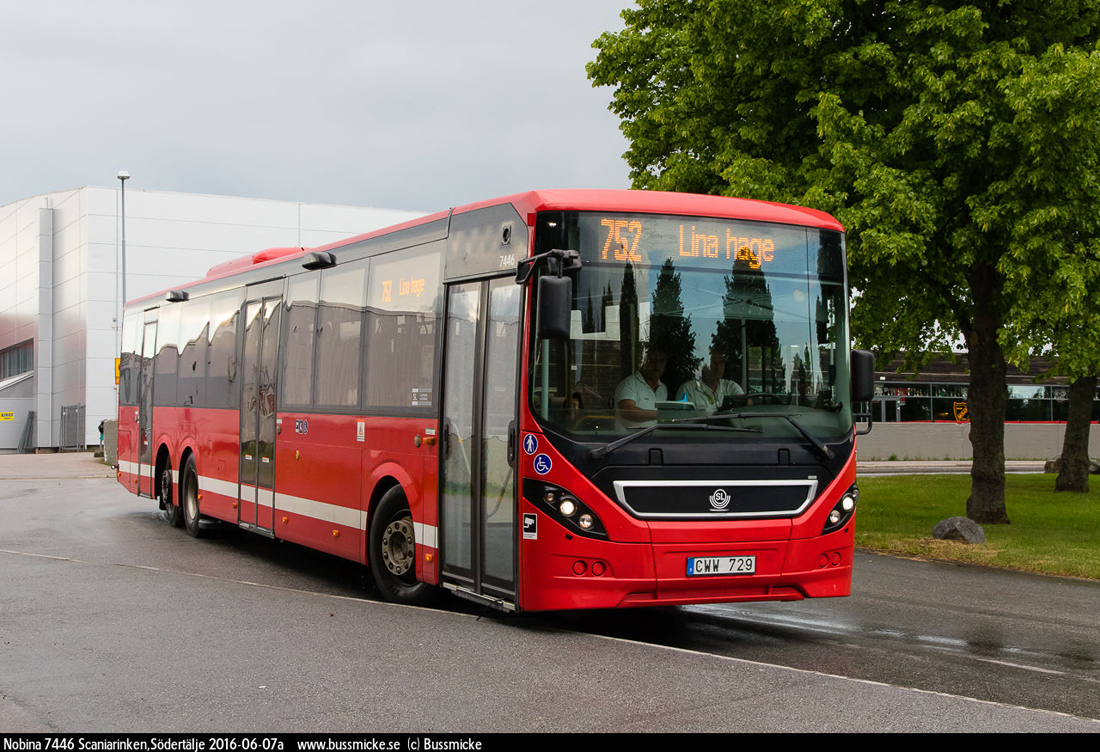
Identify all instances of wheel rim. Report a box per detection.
[380,516,415,579]
[186,476,199,521]
[160,469,173,508]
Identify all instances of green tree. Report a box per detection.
[711,271,781,390]
[619,261,640,380]
[589,0,1100,523]
[649,258,701,390]
[995,44,1100,493]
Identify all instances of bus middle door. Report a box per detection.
[239,283,282,535]
[137,311,158,497]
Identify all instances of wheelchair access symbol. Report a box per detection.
[523,434,539,456]
[533,454,552,475]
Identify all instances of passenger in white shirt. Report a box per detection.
[676,348,744,414]
[614,346,668,428]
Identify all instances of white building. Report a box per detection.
[0,187,423,451]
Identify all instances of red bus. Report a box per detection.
[117,189,873,612]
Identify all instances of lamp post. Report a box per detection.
[118,171,129,307]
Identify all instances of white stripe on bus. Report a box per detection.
[125,464,438,548]
[414,522,437,549]
[273,491,364,530]
[257,487,274,509]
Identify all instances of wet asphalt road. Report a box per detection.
[1,453,1097,732]
[535,552,1100,720]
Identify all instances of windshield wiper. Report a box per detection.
[588,416,760,460]
[722,411,835,461]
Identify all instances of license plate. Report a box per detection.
[686,555,756,576]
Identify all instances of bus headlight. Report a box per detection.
[524,480,608,539]
[822,484,858,535]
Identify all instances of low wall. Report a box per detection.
[856,422,1100,461]
[102,419,117,467]
[41,416,1097,463]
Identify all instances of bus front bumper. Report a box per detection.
[519,518,855,611]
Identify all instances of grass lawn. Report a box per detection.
[855,473,1100,580]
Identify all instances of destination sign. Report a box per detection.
[369,248,440,313]
[584,213,813,275]
[379,275,428,303]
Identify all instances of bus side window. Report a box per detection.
[315,260,368,410]
[120,311,143,406]
[155,304,181,407]
[282,275,319,410]
[365,246,442,410]
[207,290,243,408]
[178,297,210,407]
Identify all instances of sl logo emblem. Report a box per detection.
[709,488,732,511]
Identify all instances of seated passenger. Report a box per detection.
[676,348,743,414]
[614,346,668,428]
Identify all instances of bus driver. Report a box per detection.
[676,347,743,414]
[614,345,668,428]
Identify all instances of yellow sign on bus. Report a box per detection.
[0,412,14,422]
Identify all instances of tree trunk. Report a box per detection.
[965,270,1010,524]
[1055,373,1096,493]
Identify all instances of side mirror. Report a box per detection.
[537,275,572,340]
[850,349,874,403]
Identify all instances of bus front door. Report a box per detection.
[239,285,282,535]
[440,277,521,609]
[137,313,158,497]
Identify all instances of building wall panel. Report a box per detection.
[2,186,423,448]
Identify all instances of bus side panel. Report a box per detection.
[150,408,177,504]
[275,413,364,561]
[363,457,423,571]
[196,407,242,524]
[165,406,240,524]
[117,405,139,494]
[359,415,437,582]
[415,430,439,586]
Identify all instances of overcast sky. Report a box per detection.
[0,1,633,213]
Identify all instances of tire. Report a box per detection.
[181,455,205,538]
[368,486,434,605]
[159,462,183,528]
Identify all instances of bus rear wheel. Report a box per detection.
[159,463,182,528]
[181,455,205,538]
[369,486,433,606]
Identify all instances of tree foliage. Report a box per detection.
[994,44,1100,492]
[589,0,1100,522]
[650,259,701,390]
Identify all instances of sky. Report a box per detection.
[0,1,633,213]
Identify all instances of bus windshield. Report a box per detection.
[530,211,853,446]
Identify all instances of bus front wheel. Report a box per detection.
[369,486,433,606]
[181,456,205,538]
